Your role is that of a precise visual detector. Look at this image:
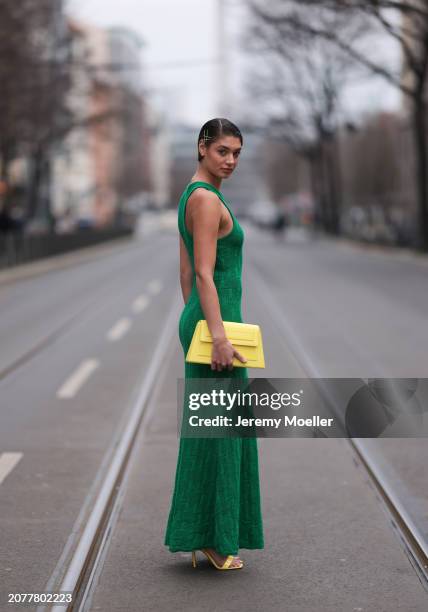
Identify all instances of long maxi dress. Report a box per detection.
[164,181,264,557]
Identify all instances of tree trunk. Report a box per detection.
[311,147,329,231]
[332,135,343,235]
[412,99,428,252]
[0,145,13,212]
[319,140,335,233]
[308,154,320,228]
[308,153,322,230]
[325,140,339,234]
[26,147,45,221]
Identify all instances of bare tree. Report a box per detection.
[0,1,144,227]
[243,1,368,233]
[342,112,404,208]
[0,0,75,225]
[249,0,428,249]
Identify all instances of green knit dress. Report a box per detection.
[164,181,264,556]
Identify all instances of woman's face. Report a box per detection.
[199,135,242,178]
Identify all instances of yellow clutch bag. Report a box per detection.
[186,320,265,368]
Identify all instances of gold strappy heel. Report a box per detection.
[192,549,243,570]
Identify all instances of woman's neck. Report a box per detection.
[191,171,222,191]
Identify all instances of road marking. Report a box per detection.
[47,291,182,612]
[57,359,99,399]
[132,294,149,314]
[106,317,132,342]
[0,452,23,485]
[147,279,162,295]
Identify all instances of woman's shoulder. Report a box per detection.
[185,186,221,213]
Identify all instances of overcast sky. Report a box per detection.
[69,0,401,128]
[70,0,223,126]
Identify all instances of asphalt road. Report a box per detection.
[0,221,427,611]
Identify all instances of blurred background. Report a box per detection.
[1,0,427,265]
[1,3,428,608]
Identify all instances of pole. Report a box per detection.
[217,0,229,116]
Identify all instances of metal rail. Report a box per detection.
[39,291,180,611]
[250,259,428,589]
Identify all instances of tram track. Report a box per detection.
[34,243,428,611]
[37,290,181,612]
[248,255,428,592]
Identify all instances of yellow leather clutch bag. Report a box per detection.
[186,320,265,368]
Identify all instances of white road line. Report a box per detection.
[57,359,99,399]
[132,294,149,314]
[147,279,162,295]
[48,291,182,612]
[0,452,23,485]
[106,317,132,342]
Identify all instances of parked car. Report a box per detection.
[248,200,280,229]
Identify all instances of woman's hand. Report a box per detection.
[211,337,247,371]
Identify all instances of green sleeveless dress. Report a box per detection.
[164,181,264,556]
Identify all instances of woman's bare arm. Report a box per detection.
[189,189,247,370]
[190,189,227,341]
[179,235,193,304]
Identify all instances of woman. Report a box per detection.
[164,118,264,570]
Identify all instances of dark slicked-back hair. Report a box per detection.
[197,118,243,162]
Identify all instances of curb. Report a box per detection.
[327,235,428,266]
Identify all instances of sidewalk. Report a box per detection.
[326,234,428,267]
[89,340,428,612]
[0,235,136,287]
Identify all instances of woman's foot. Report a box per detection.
[202,547,243,568]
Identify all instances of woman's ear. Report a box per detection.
[198,139,206,159]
